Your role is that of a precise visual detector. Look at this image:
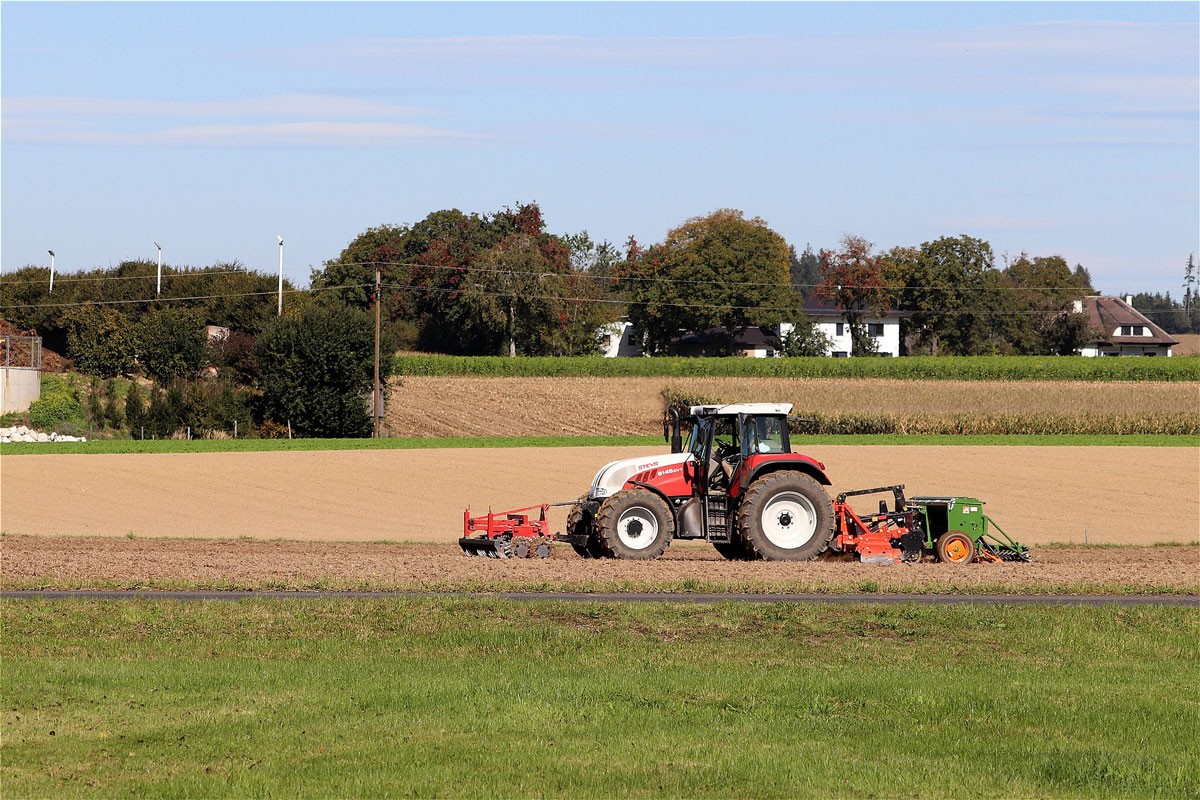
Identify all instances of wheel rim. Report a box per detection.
[943,535,972,562]
[616,506,659,550]
[759,491,818,549]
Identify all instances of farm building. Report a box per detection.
[792,296,904,358]
[670,326,781,358]
[1075,296,1178,357]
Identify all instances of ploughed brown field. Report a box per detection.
[4,536,1198,594]
[383,376,1198,436]
[2,445,1196,545]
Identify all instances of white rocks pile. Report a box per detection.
[0,425,87,443]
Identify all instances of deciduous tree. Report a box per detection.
[255,304,389,438]
[620,209,797,354]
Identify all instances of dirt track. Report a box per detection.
[3,536,1198,594]
[1,445,1196,545]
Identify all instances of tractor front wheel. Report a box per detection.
[594,489,673,560]
[737,472,834,561]
[936,532,975,564]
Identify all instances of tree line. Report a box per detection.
[2,201,1195,437]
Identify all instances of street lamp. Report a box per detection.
[277,236,284,316]
[48,250,55,293]
[154,241,163,296]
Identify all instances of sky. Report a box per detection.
[2,1,1198,297]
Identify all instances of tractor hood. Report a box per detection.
[589,451,693,500]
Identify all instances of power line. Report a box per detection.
[0,269,253,285]
[1,275,1194,320]
[2,258,1163,295]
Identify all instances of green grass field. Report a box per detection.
[4,598,1198,798]
[394,354,1200,381]
[1,432,1195,455]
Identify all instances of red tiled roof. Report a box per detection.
[1082,296,1178,346]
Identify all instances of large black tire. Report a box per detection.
[737,472,835,561]
[594,488,673,560]
[566,501,606,559]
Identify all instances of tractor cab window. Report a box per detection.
[687,417,711,460]
[711,416,739,462]
[741,415,789,456]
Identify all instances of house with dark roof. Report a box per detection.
[789,295,905,357]
[670,326,781,358]
[1075,295,1178,357]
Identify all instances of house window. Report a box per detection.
[765,349,775,358]
[1120,325,1146,337]
[832,351,849,358]
[835,323,845,337]
[867,323,884,337]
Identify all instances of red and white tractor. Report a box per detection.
[558,403,835,560]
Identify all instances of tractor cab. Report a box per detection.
[668,403,797,495]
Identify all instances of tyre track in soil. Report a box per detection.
[3,590,1198,606]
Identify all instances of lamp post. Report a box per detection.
[48,250,55,293]
[154,242,162,296]
[277,236,284,316]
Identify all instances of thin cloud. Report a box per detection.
[2,93,471,147]
[3,93,431,119]
[8,121,479,147]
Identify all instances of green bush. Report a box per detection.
[26,388,85,431]
[257,304,387,438]
[136,307,207,381]
[394,354,1199,381]
[791,412,1199,436]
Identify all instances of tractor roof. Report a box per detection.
[689,403,793,418]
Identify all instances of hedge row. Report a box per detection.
[792,412,1200,437]
[659,387,1199,436]
[394,355,1199,382]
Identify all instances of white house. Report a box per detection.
[792,296,904,357]
[1076,296,1177,357]
[598,320,644,357]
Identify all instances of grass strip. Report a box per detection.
[395,354,1200,381]
[2,433,1194,455]
[4,598,1197,798]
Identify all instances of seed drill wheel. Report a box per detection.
[936,532,976,564]
[594,488,673,560]
[566,501,606,559]
[737,472,834,561]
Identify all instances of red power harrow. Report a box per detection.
[460,504,554,558]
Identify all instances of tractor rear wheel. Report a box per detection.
[936,532,975,564]
[737,472,834,561]
[565,501,605,559]
[594,489,673,560]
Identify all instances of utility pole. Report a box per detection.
[154,242,162,296]
[277,236,285,316]
[48,250,55,293]
[373,267,382,438]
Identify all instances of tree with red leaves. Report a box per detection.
[817,235,890,356]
